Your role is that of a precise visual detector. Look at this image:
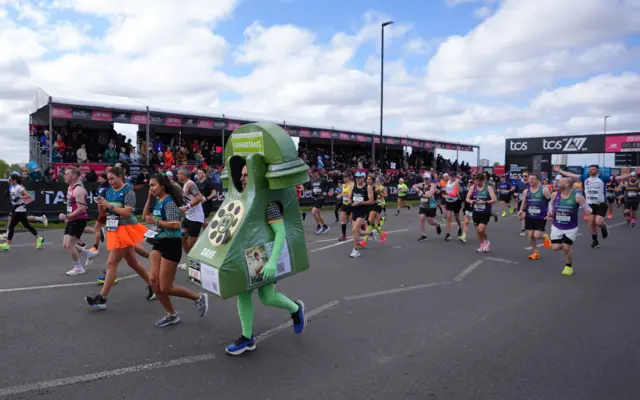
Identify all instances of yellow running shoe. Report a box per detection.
[36,237,44,249]
[543,234,551,249]
[0,242,9,251]
[501,211,507,217]
[562,266,573,276]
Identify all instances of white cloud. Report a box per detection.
[426,0,640,95]
[0,0,639,167]
[472,6,492,19]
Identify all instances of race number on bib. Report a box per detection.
[313,188,321,194]
[528,206,540,216]
[353,195,364,203]
[474,204,486,211]
[555,213,571,223]
[106,215,119,232]
[144,227,159,239]
[67,205,73,213]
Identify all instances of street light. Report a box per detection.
[378,20,393,172]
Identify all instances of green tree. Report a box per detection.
[0,159,9,178]
[492,161,501,166]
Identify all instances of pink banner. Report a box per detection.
[52,106,72,119]
[131,113,148,124]
[605,135,640,152]
[339,133,349,140]
[165,116,182,127]
[91,110,112,121]
[374,136,380,143]
[197,119,214,129]
[227,121,242,131]
[356,135,366,142]
[320,130,332,139]
[53,163,108,178]
[299,129,311,137]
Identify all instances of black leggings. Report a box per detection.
[7,212,38,241]
[334,203,342,221]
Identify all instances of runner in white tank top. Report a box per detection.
[176,167,205,269]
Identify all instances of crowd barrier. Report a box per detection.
[0,181,422,219]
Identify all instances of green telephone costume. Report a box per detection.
[186,122,310,355]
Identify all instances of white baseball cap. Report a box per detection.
[423,173,432,179]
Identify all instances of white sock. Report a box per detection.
[34,216,43,222]
[75,260,84,269]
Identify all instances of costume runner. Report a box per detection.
[186,123,310,355]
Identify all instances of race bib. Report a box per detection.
[555,213,571,223]
[144,227,159,239]
[106,215,120,232]
[66,204,73,213]
[474,204,486,211]
[313,187,321,194]
[628,191,637,197]
[465,210,473,218]
[420,197,429,204]
[353,195,364,203]
[606,191,615,197]
[528,206,540,216]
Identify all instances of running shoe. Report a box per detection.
[86,294,107,309]
[359,240,367,249]
[301,212,307,221]
[36,237,44,249]
[321,225,330,234]
[601,225,609,239]
[380,231,387,243]
[457,227,463,237]
[562,266,574,276]
[444,233,452,241]
[528,252,540,260]
[0,243,9,251]
[291,300,306,334]
[349,249,360,258]
[492,213,499,223]
[338,236,347,242]
[501,211,507,217]
[194,293,209,317]
[96,275,119,284]
[42,215,48,227]
[146,285,156,301]
[483,241,491,252]
[520,230,526,236]
[155,313,180,328]
[66,266,86,276]
[543,234,552,249]
[475,242,486,252]
[589,241,600,249]
[436,225,442,235]
[458,233,467,243]
[315,225,322,234]
[418,235,428,242]
[226,336,256,356]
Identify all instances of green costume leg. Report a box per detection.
[237,292,254,338]
[258,283,299,314]
[363,224,374,243]
[374,224,382,234]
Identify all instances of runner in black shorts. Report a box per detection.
[349,171,374,258]
[196,168,217,229]
[309,168,329,234]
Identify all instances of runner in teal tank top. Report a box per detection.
[518,174,552,260]
[465,173,497,253]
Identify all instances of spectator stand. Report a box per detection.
[28,87,479,177]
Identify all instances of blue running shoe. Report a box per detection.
[315,225,322,234]
[155,313,181,328]
[321,225,330,234]
[225,335,256,356]
[291,300,306,334]
[85,294,107,310]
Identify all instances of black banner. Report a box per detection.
[71,108,92,120]
[505,135,605,155]
[149,114,166,125]
[112,111,132,123]
[0,182,423,219]
[182,117,198,128]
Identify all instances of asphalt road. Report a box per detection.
[0,207,639,400]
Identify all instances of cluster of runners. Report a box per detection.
[293,165,640,277]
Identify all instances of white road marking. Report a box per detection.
[523,221,628,250]
[0,274,139,294]
[0,354,217,398]
[256,300,340,341]
[453,260,484,282]
[343,281,449,301]
[5,242,53,248]
[310,229,409,253]
[0,301,341,397]
[484,257,519,264]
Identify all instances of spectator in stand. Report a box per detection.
[54,134,66,154]
[129,147,139,165]
[104,142,117,164]
[164,148,175,168]
[119,147,129,162]
[77,144,88,163]
[153,136,165,154]
[176,147,188,165]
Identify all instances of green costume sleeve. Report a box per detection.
[268,220,285,263]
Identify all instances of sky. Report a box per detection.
[1,0,640,166]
